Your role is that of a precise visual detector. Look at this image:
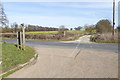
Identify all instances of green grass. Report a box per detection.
[26,31,58,34]
[0,40,7,44]
[0,65,23,79]
[93,40,120,44]
[26,30,85,34]
[67,30,85,33]
[2,42,35,73]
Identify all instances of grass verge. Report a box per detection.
[2,42,35,74]
[92,41,120,44]
[0,67,22,79]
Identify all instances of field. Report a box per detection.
[1,41,35,73]
[26,30,85,34]
[67,30,85,33]
[26,31,58,34]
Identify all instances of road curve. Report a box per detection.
[1,37,118,78]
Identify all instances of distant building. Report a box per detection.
[118,1,120,27]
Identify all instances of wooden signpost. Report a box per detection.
[17,31,22,49]
[21,24,25,50]
[17,24,25,50]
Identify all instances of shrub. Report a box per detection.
[95,19,112,34]
[90,33,119,43]
[2,32,83,41]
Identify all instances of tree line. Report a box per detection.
[1,23,68,33]
[84,19,119,34]
[1,19,119,33]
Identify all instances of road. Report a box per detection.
[1,38,118,52]
[1,35,118,78]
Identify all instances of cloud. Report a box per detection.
[3,2,118,28]
[2,0,120,2]
[36,2,113,9]
[3,2,113,17]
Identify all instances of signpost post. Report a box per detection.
[21,24,25,50]
[17,31,22,49]
[17,24,25,50]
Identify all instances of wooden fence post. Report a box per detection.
[21,24,25,50]
[64,31,66,37]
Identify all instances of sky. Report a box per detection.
[2,1,119,28]
[118,1,120,26]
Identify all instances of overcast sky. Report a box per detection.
[2,1,119,28]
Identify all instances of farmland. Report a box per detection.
[26,31,58,34]
[26,30,85,34]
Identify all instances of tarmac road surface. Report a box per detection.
[1,35,118,78]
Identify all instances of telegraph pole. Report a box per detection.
[112,0,115,38]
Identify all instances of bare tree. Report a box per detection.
[0,2,9,27]
[11,22,18,33]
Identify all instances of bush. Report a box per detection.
[95,19,112,34]
[2,32,83,41]
[90,33,119,43]
[2,33,17,38]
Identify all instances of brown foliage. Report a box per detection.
[2,32,83,41]
[90,33,119,43]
